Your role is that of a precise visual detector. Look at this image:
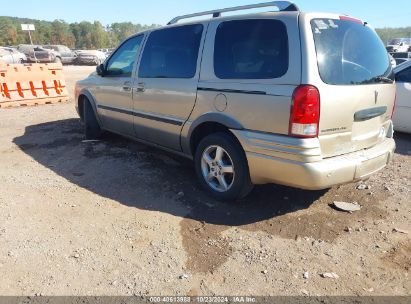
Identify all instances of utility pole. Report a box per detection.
[21,24,38,62]
[28,29,33,45]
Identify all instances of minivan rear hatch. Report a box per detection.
[308,16,396,158]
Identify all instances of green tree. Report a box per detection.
[91,21,108,49]
[0,16,159,49]
[49,20,75,47]
[376,27,411,45]
[0,17,18,45]
[71,21,94,49]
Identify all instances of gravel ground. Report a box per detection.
[0,66,410,296]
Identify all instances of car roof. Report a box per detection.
[151,10,299,32]
[129,7,359,40]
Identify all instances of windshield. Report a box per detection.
[311,18,392,85]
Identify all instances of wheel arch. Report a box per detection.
[185,113,244,156]
[77,89,102,127]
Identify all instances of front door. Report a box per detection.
[94,35,144,136]
[133,24,206,151]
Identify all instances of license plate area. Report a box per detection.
[355,153,388,179]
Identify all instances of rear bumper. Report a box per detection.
[233,130,395,190]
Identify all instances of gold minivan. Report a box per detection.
[75,1,396,200]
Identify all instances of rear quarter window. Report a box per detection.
[214,19,289,79]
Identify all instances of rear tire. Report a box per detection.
[194,132,253,201]
[83,99,102,140]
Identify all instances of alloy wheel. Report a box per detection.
[201,145,235,192]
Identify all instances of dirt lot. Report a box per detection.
[0,66,410,296]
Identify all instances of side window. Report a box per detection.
[106,35,144,77]
[214,19,289,79]
[139,24,203,79]
[396,67,411,83]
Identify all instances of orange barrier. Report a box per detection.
[0,63,68,108]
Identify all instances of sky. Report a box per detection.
[2,0,411,28]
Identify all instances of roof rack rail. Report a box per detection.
[167,1,300,25]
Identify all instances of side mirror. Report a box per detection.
[96,64,105,76]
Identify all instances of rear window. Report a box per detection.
[311,18,392,85]
[214,19,289,79]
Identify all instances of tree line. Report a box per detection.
[1,16,411,49]
[376,27,411,45]
[0,16,159,49]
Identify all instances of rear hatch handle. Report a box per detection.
[354,106,387,122]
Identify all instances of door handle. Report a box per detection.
[123,81,132,92]
[136,82,145,93]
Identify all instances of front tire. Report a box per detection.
[83,99,102,140]
[194,132,253,201]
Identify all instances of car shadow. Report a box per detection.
[13,118,326,227]
[394,132,411,156]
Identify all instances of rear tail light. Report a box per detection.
[289,85,320,138]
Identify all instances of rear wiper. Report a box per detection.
[371,76,394,84]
